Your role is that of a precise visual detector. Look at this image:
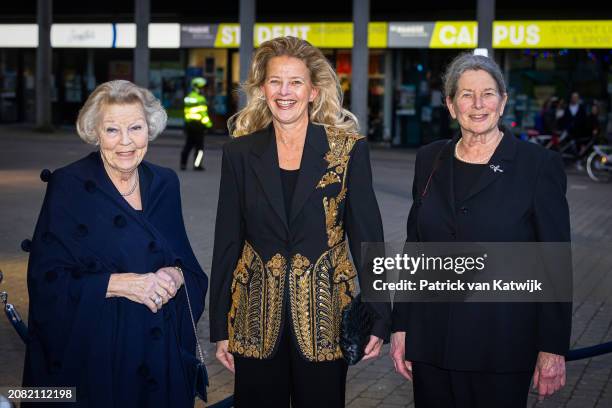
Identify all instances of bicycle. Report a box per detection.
[586,144,612,182]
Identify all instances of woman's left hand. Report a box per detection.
[532,351,566,401]
[154,267,185,298]
[362,335,384,361]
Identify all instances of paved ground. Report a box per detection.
[0,124,611,407]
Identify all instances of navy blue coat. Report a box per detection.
[23,152,208,407]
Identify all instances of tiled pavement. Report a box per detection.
[1,124,611,407]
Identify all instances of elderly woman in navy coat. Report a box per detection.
[22,80,208,407]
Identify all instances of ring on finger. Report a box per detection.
[153,295,162,306]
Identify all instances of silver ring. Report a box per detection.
[154,296,162,306]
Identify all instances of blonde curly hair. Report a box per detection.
[228,36,359,137]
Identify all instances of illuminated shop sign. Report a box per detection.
[49,24,135,48]
[493,21,612,48]
[1,20,610,49]
[212,22,387,48]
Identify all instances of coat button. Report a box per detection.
[71,268,83,280]
[84,180,96,193]
[150,327,162,340]
[460,207,468,214]
[114,215,127,228]
[76,224,88,238]
[147,378,158,391]
[50,360,62,373]
[42,231,54,244]
[137,363,149,378]
[40,169,52,182]
[45,270,58,283]
[148,241,160,253]
[21,239,32,252]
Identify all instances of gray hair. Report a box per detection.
[76,80,167,145]
[442,52,507,100]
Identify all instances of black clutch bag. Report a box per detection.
[339,294,374,365]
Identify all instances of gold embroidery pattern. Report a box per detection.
[319,128,364,248]
[228,242,285,359]
[289,242,357,362]
[316,171,341,189]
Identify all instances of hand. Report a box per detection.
[155,266,184,296]
[216,340,235,373]
[362,335,384,361]
[532,351,566,401]
[390,331,413,381]
[106,272,176,313]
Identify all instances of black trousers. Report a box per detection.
[412,362,533,408]
[180,125,205,168]
[234,322,348,408]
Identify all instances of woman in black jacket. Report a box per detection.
[209,36,391,408]
[390,53,572,407]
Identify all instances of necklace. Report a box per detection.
[120,172,139,197]
[454,132,503,164]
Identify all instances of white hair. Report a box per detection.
[76,80,167,144]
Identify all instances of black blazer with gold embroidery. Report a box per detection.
[209,123,391,362]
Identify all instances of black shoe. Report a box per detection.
[194,166,205,171]
[180,164,186,171]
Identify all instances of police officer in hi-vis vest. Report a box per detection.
[181,77,212,171]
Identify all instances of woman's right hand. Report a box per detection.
[216,340,235,373]
[106,273,176,313]
[390,331,413,381]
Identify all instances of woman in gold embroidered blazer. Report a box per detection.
[209,36,391,408]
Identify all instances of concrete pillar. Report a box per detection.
[134,0,150,88]
[383,50,393,142]
[86,49,95,93]
[351,0,369,136]
[36,0,52,131]
[239,0,255,109]
[477,0,495,58]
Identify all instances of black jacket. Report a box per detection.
[210,123,391,362]
[392,132,572,372]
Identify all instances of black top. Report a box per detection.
[280,168,300,222]
[453,157,487,206]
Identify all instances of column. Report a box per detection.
[477,0,495,58]
[352,0,369,136]
[134,0,150,88]
[383,50,393,142]
[239,0,255,109]
[36,0,52,131]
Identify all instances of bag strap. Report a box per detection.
[177,267,204,363]
[421,139,453,198]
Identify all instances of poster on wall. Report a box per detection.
[397,85,416,115]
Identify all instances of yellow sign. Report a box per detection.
[213,20,612,49]
[429,22,477,48]
[494,21,612,48]
[214,22,387,48]
[215,24,240,48]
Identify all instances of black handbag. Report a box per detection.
[339,294,375,365]
[180,267,208,402]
